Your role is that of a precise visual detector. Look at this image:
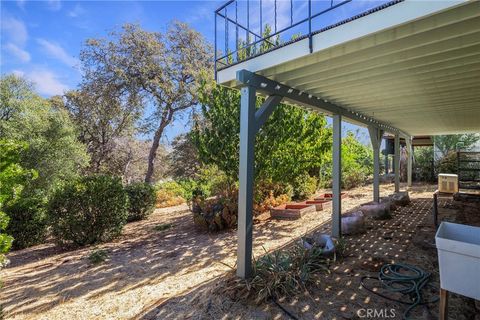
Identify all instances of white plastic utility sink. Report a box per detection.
[435,222,480,300]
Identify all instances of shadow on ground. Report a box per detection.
[2,198,327,319]
[7,183,472,320]
[138,195,478,320]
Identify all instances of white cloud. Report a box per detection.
[1,16,28,46]
[47,0,61,11]
[5,43,31,62]
[18,68,68,96]
[36,38,79,67]
[68,4,86,18]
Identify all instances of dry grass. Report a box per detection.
[155,190,185,208]
[2,182,476,320]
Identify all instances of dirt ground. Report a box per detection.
[2,182,479,320]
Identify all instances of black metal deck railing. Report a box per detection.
[214,0,404,76]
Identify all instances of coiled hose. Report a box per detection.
[361,263,439,319]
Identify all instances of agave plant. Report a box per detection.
[248,244,330,303]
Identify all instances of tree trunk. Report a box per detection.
[123,149,133,184]
[145,127,164,184]
[145,110,173,183]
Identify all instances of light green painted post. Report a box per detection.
[237,85,256,279]
[369,127,384,202]
[332,114,342,238]
[394,133,400,192]
[407,137,413,187]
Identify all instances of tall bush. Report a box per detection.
[291,173,318,200]
[5,197,47,249]
[0,140,35,262]
[125,182,156,221]
[319,132,373,189]
[436,151,457,175]
[49,175,128,246]
[413,146,435,182]
[0,139,31,267]
[192,83,331,191]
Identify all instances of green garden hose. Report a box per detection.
[361,263,439,319]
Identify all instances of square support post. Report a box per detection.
[394,133,400,192]
[237,85,256,279]
[332,114,342,238]
[406,137,413,187]
[384,152,389,174]
[369,127,384,203]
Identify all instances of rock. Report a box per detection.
[342,211,365,235]
[389,191,411,206]
[380,196,397,211]
[475,299,480,312]
[300,233,335,256]
[360,202,391,220]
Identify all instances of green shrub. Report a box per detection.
[153,223,173,231]
[155,166,232,207]
[176,165,231,202]
[88,248,108,265]
[292,173,317,200]
[49,175,128,246]
[125,182,156,221]
[5,197,48,250]
[436,151,457,175]
[156,180,186,198]
[343,169,368,190]
[413,146,435,182]
[0,139,36,260]
[318,132,373,189]
[0,211,13,266]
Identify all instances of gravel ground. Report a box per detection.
[4,182,470,320]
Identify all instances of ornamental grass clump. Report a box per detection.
[246,244,330,303]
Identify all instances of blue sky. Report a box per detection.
[1,0,224,143]
[1,0,374,144]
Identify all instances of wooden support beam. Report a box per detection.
[439,288,449,320]
[237,87,283,279]
[369,126,384,202]
[407,137,413,187]
[254,95,283,133]
[237,85,256,279]
[394,133,400,192]
[236,70,410,139]
[332,114,342,238]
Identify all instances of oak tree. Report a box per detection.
[79,22,212,183]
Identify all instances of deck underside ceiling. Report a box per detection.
[217,0,480,135]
